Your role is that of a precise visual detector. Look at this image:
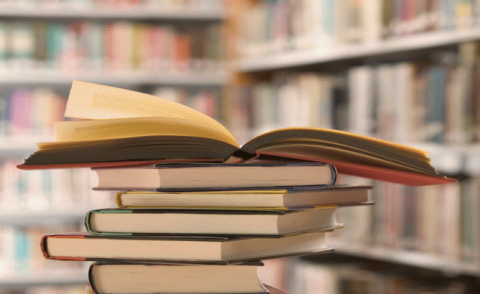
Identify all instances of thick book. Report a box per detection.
[41,231,332,264]
[114,186,371,209]
[93,162,336,191]
[18,81,454,186]
[84,206,340,237]
[88,262,268,294]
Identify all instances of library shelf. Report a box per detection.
[412,142,470,175]
[235,28,480,73]
[0,70,229,86]
[328,240,480,278]
[0,5,225,21]
[0,209,90,226]
[0,136,53,156]
[0,269,88,288]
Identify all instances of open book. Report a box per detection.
[18,81,454,186]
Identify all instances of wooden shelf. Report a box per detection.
[412,142,468,175]
[0,208,91,225]
[0,136,53,156]
[0,269,88,288]
[0,4,225,20]
[235,28,480,72]
[0,70,228,86]
[329,240,480,277]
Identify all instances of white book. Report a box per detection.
[393,63,416,143]
[347,66,374,136]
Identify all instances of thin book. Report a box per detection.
[113,186,371,209]
[92,162,337,191]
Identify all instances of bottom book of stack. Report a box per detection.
[87,262,290,294]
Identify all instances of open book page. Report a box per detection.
[53,117,239,147]
[62,81,236,144]
[242,127,430,161]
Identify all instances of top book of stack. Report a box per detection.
[18,81,454,186]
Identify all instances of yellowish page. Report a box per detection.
[62,81,236,144]
[54,117,239,147]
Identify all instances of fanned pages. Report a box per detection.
[65,81,232,137]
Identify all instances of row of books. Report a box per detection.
[348,50,480,144]
[260,256,478,293]
[229,73,343,143]
[0,286,87,294]
[0,223,85,276]
[230,48,480,145]
[0,159,113,212]
[0,0,222,9]
[293,258,474,294]
[333,175,480,262]
[239,0,480,58]
[0,86,220,138]
[0,21,224,73]
[0,88,65,137]
[17,81,453,293]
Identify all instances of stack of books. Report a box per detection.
[19,81,454,293]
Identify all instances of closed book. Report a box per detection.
[114,186,371,209]
[84,207,340,237]
[41,231,332,264]
[88,262,268,294]
[92,162,336,191]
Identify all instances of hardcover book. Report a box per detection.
[113,186,371,209]
[92,162,336,191]
[88,262,268,294]
[41,231,332,264]
[84,206,341,237]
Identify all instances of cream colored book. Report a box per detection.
[88,262,268,294]
[41,231,332,264]
[84,206,340,237]
[114,186,371,209]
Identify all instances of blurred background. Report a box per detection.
[1,0,480,293]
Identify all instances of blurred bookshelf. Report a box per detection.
[226,0,480,293]
[0,269,88,289]
[0,4,225,20]
[235,28,480,72]
[0,70,228,86]
[5,0,480,293]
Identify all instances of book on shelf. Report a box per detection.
[18,81,453,186]
[88,262,268,294]
[114,186,371,209]
[92,162,336,191]
[84,206,341,237]
[40,230,332,264]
